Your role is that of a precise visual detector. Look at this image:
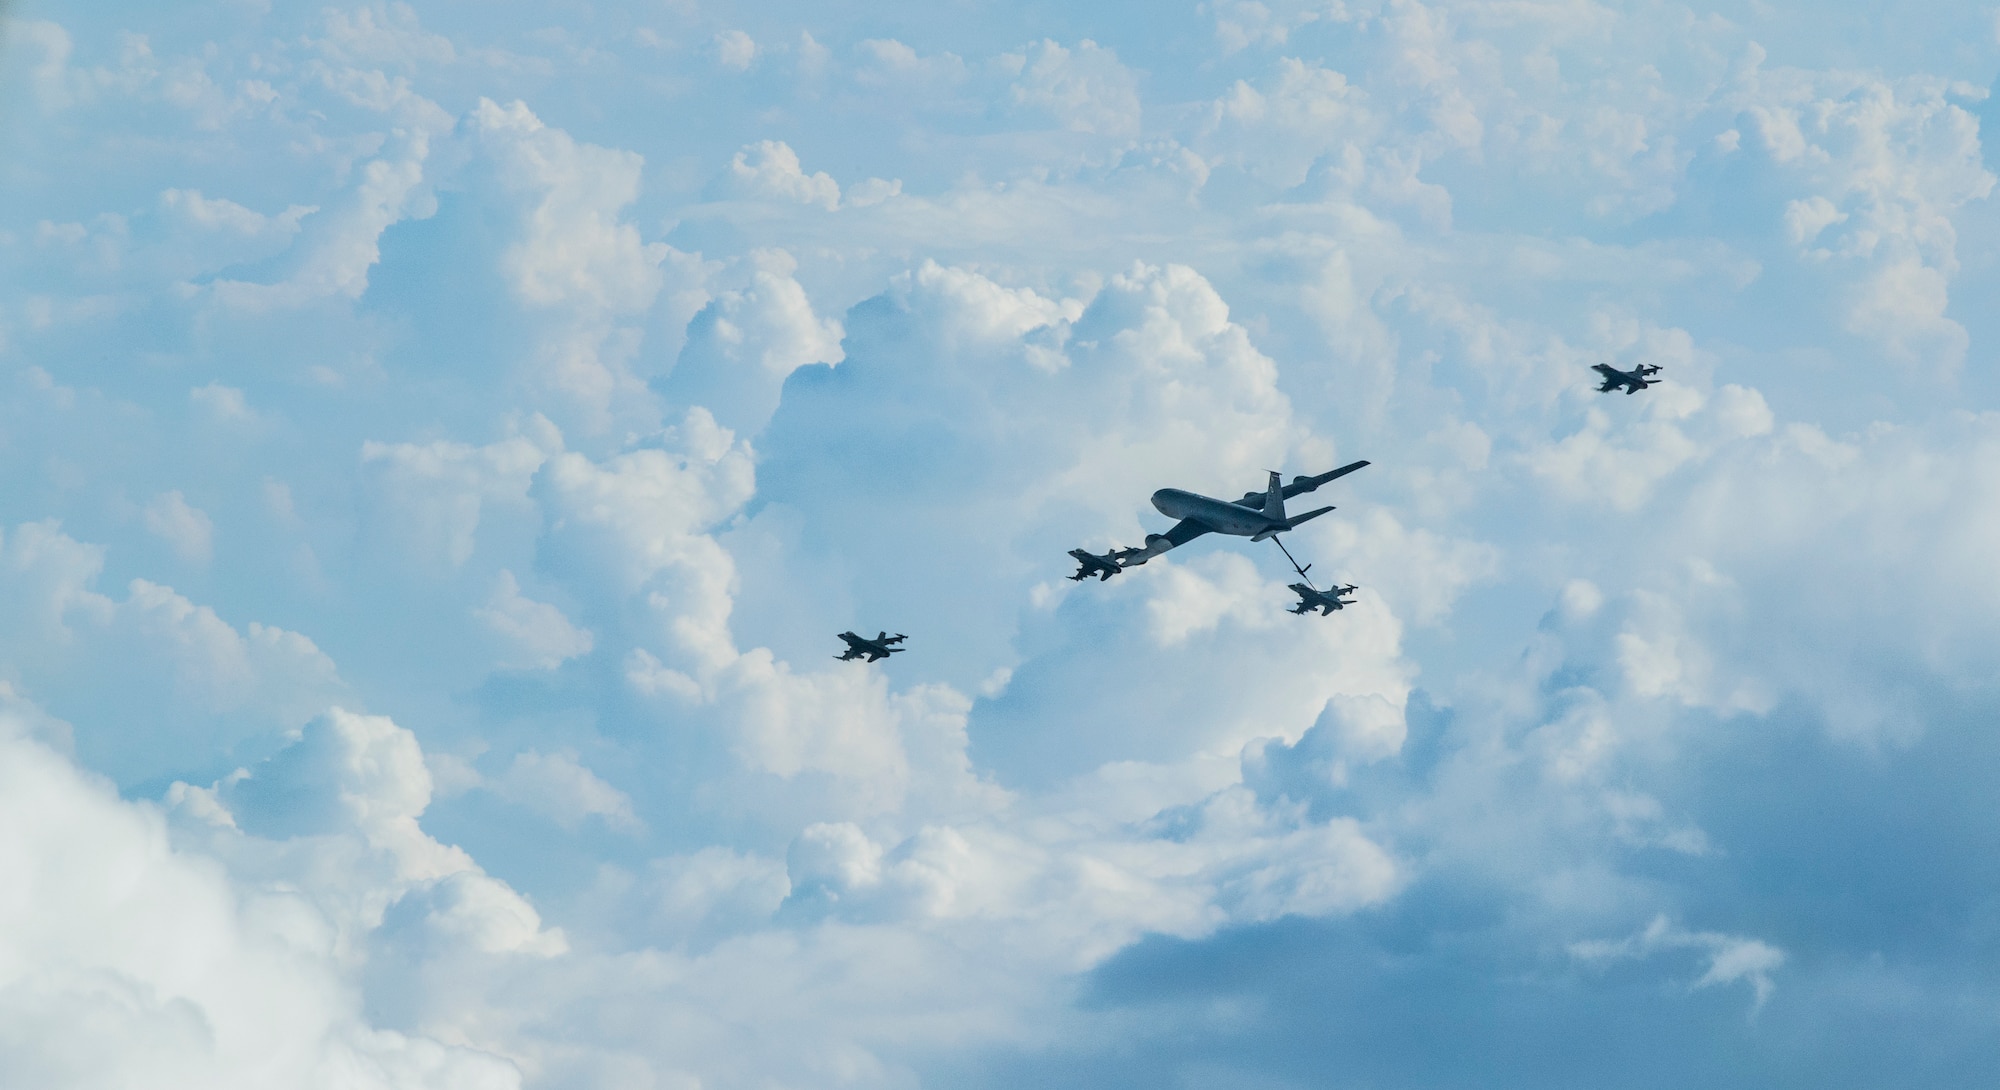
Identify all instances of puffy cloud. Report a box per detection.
[0,695,524,1089]
[209,122,446,309]
[10,4,2000,1087]
[488,749,639,832]
[1004,40,1142,139]
[0,522,345,784]
[1737,63,1994,369]
[659,250,843,436]
[465,98,694,433]
[714,29,757,71]
[533,407,756,680]
[317,3,459,70]
[470,98,669,318]
[472,570,594,671]
[143,490,214,564]
[188,382,261,426]
[721,140,841,210]
[359,418,560,570]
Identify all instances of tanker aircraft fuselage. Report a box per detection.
[1120,460,1370,564]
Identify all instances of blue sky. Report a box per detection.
[3,2,1999,1086]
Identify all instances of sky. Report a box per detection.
[2,1,1999,1087]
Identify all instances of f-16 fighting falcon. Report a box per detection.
[1288,582,1358,616]
[1066,548,1124,582]
[835,631,906,662]
[1592,362,1662,394]
[1116,460,1370,566]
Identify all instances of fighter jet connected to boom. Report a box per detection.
[1592,362,1661,394]
[835,631,906,662]
[1066,548,1124,582]
[1288,582,1357,616]
[1117,461,1370,566]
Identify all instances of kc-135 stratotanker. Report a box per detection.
[1114,460,1370,566]
[1064,460,1370,614]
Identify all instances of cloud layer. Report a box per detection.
[3,1,1999,1086]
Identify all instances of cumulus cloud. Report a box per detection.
[0,695,525,1088]
[360,418,560,569]
[1005,40,1142,138]
[473,570,594,670]
[142,490,214,564]
[466,98,692,432]
[721,140,842,210]
[659,250,843,435]
[0,521,345,784]
[1739,63,1995,370]
[208,117,448,309]
[714,29,757,71]
[9,3,2000,1087]
[489,749,640,832]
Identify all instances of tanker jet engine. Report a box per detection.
[835,631,906,662]
[1118,460,1370,566]
[1066,548,1124,582]
[1592,362,1661,394]
[1289,582,1357,616]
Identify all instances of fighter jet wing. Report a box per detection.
[1233,460,1370,509]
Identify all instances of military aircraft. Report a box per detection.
[1288,582,1357,616]
[1592,362,1662,394]
[1117,461,1370,566]
[1066,548,1124,582]
[835,631,906,662]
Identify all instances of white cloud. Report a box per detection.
[10,4,2000,1085]
[467,98,694,432]
[317,3,458,70]
[661,249,843,435]
[714,29,757,71]
[1572,915,1786,1010]
[189,382,259,425]
[0,695,525,1088]
[143,490,213,564]
[0,522,345,784]
[360,419,560,569]
[1005,40,1142,139]
[209,120,447,309]
[490,749,640,832]
[473,570,594,670]
[470,98,669,317]
[1741,65,1995,369]
[722,140,841,210]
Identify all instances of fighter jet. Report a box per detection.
[1118,460,1370,566]
[835,631,906,662]
[1592,362,1662,394]
[1066,548,1124,582]
[1288,582,1357,616]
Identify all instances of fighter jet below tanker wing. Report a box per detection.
[1288,582,1357,616]
[835,631,906,662]
[1120,461,1369,565]
[1066,548,1124,581]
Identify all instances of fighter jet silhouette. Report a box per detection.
[1066,548,1124,582]
[835,631,906,662]
[1288,582,1357,616]
[1592,362,1662,394]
